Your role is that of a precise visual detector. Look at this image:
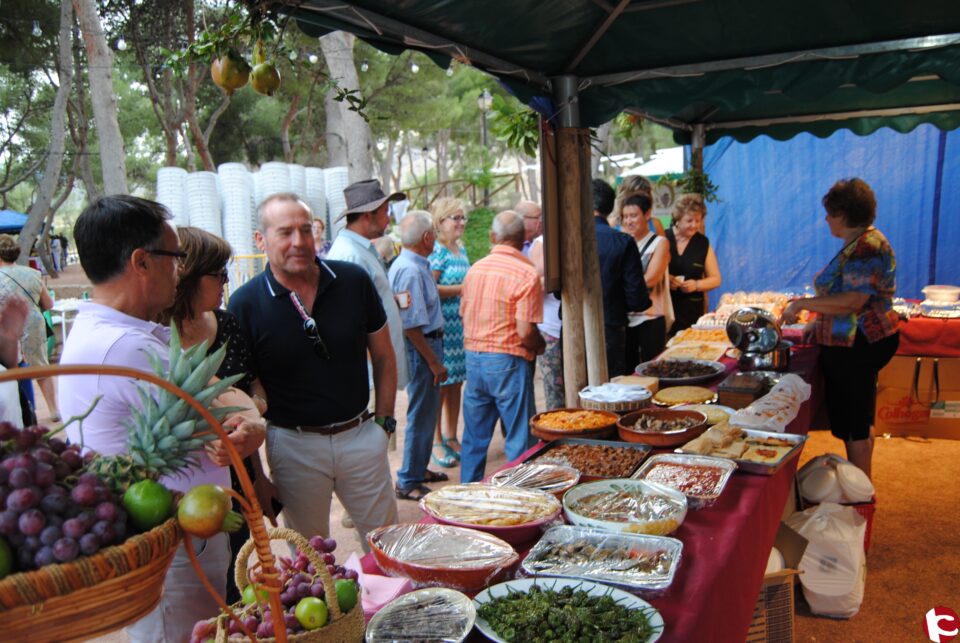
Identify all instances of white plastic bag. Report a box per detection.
[786,503,867,618]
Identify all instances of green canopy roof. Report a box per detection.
[288,0,960,143]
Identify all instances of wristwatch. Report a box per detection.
[374,415,397,434]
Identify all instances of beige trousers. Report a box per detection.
[266,419,398,550]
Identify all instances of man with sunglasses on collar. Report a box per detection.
[228,191,400,548]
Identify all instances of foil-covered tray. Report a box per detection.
[521,525,682,593]
[632,453,737,508]
[524,438,652,481]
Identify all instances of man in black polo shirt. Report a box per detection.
[228,192,399,545]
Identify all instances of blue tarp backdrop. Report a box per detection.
[703,125,959,305]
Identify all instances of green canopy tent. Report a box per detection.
[287,0,960,402]
[288,0,960,142]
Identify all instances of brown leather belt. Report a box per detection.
[284,411,373,435]
[424,328,444,339]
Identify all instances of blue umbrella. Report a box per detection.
[0,210,28,234]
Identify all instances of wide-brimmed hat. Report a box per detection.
[336,180,406,221]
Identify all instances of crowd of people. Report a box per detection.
[0,170,899,639]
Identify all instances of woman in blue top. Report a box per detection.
[428,198,471,467]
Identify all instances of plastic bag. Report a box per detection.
[731,373,812,432]
[786,503,867,618]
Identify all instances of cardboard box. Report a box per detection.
[874,356,960,440]
[745,523,807,643]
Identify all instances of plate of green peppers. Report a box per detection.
[473,577,663,642]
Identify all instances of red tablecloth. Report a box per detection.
[364,346,821,643]
[897,315,960,358]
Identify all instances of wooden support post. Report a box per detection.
[577,129,608,386]
[556,128,588,407]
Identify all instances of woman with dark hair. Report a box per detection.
[160,226,272,603]
[781,178,899,478]
[621,193,672,368]
[666,195,721,333]
[0,234,58,420]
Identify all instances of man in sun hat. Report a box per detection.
[328,180,409,392]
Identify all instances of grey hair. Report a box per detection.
[256,192,312,232]
[399,210,434,246]
[492,210,524,244]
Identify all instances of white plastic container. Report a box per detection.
[922,284,960,304]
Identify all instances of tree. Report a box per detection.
[73,0,128,194]
[319,31,373,182]
[19,0,76,271]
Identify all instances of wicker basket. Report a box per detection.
[0,518,180,641]
[0,362,287,640]
[578,394,651,413]
[0,516,180,609]
[215,527,365,642]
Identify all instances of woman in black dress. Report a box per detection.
[666,195,722,334]
[161,227,274,604]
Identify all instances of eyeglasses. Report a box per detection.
[302,317,331,360]
[146,249,187,265]
[206,269,229,285]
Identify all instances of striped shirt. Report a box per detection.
[460,245,543,360]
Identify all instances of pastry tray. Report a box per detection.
[524,438,652,481]
[675,428,807,475]
[520,525,682,593]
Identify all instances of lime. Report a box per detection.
[0,537,12,579]
[334,578,358,613]
[242,583,269,606]
[295,597,328,630]
[123,480,174,532]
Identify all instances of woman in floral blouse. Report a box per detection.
[781,178,899,478]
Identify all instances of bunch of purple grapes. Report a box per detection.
[191,534,361,641]
[0,422,127,573]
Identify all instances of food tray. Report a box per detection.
[524,438,652,481]
[529,408,619,442]
[657,342,729,362]
[676,428,808,475]
[367,523,519,593]
[632,453,737,509]
[474,578,664,643]
[636,358,726,384]
[563,479,688,536]
[521,525,683,593]
[490,462,580,500]
[366,587,475,643]
[420,484,562,545]
[673,403,736,425]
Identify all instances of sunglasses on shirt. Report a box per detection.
[302,317,331,360]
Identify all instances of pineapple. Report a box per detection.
[87,325,245,494]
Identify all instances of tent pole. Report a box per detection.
[552,76,608,405]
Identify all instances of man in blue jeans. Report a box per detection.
[459,211,545,483]
[389,211,449,499]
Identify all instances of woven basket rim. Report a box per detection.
[0,516,180,610]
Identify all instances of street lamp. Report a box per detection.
[422,147,430,207]
[477,89,493,207]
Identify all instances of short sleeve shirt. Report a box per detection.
[460,245,543,361]
[388,249,443,333]
[227,259,387,427]
[59,302,229,493]
[813,227,899,346]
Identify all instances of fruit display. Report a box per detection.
[0,423,130,576]
[177,484,243,538]
[190,534,360,642]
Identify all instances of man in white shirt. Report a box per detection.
[59,195,264,643]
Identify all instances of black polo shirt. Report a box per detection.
[227,259,387,427]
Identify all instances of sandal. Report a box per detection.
[422,469,449,483]
[431,443,456,468]
[395,483,431,501]
[442,437,462,461]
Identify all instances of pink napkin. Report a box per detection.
[343,552,413,622]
